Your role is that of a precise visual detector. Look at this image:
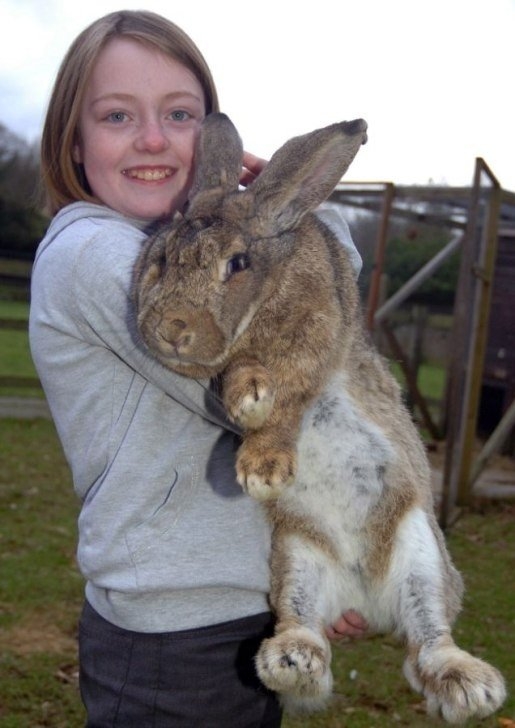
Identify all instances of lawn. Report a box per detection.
[0,418,84,727]
[0,417,513,727]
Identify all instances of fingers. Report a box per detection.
[240,151,268,187]
[326,609,369,641]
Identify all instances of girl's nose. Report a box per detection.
[134,120,170,153]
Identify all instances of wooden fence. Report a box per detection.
[0,260,50,418]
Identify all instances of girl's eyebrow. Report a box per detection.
[90,90,204,107]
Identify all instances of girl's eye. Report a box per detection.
[226,253,250,278]
[170,110,191,122]
[106,111,128,123]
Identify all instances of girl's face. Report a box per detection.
[74,37,206,220]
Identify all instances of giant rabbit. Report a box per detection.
[133,113,505,723]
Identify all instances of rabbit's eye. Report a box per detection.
[226,253,250,278]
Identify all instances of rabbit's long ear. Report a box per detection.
[249,119,367,234]
[188,113,243,200]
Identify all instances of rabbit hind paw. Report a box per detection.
[417,644,506,724]
[255,628,332,709]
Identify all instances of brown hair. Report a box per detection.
[41,10,220,215]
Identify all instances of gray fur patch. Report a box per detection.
[312,397,339,428]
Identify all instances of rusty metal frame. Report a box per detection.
[440,160,502,526]
[331,162,513,528]
[366,183,394,330]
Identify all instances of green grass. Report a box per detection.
[0,418,84,727]
[0,420,80,622]
[0,301,30,320]
[0,418,513,727]
[390,359,447,402]
[417,361,447,400]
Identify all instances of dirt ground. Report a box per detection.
[2,613,77,656]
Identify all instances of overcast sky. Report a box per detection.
[1,0,514,191]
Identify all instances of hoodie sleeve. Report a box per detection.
[316,202,362,277]
[30,214,232,432]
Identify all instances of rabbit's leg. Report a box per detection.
[222,359,276,430]
[256,538,334,712]
[222,358,300,499]
[391,508,506,724]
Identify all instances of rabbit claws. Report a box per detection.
[224,368,276,430]
[236,445,296,501]
[229,387,275,430]
[408,644,507,724]
[255,628,332,707]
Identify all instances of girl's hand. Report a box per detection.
[240,151,268,186]
[326,610,368,640]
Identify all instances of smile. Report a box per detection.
[122,167,173,181]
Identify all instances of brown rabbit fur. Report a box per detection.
[134,113,366,500]
[133,113,506,723]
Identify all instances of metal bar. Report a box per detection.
[470,398,515,486]
[380,321,440,440]
[330,195,468,231]
[440,159,502,524]
[456,176,502,502]
[473,484,515,499]
[440,166,483,528]
[374,234,463,324]
[366,183,394,331]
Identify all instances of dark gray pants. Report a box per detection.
[79,601,282,727]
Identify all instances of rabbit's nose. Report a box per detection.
[170,318,187,333]
[161,318,194,351]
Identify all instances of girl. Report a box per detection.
[29,10,365,726]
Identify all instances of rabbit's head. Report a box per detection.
[134,113,367,375]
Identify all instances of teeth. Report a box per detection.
[124,168,172,181]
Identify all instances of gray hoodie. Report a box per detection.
[29,201,360,633]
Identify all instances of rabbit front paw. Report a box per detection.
[223,364,276,430]
[236,437,296,501]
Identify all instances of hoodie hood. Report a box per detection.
[34,202,152,268]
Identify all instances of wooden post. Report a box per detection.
[456,177,501,503]
[440,159,501,527]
